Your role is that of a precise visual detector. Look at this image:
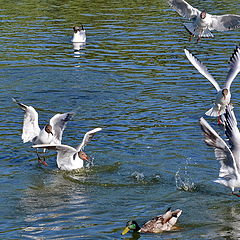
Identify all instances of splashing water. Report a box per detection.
[175,158,197,192]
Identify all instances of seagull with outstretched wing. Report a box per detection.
[184,46,240,121]
[169,0,240,42]
[33,128,102,170]
[13,98,74,165]
[200,106,240,197]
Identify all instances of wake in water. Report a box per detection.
[175,158,197,192]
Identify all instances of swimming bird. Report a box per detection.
[13,98,74,164]
[200,106,240,197]
[32,127,102,170]
[121,208,182,235]
[184,46,240,121]
[71,25,86,43]
[169,0,240,42]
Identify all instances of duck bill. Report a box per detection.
[121,227,130,235]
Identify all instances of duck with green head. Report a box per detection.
[121,208,182,235]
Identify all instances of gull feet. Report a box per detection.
[232,192,240,197]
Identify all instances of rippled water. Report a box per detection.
[1,0,240,239]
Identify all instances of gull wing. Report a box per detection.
[168,0,200,19]
[49,112,75,144]
[210,14,240,31]
[76,128,102,152]
[12,98,40,143]
[199,117,237,178]
[33,144,77,154]
[33,144,78,169]
[224,107,240,156]
[184,49,221,91]
[225,46,240,90]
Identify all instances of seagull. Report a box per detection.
[184,46,240,121]
[169,0,240,42]
[13,98,74,165]
[71,25,86,43]
[200,106,240,197]
[33,127,102,171]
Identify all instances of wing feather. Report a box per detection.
[168,0,200,19]
[12,98,40,143]
[225,46,240,89]
[184,49,220,91]
[76,128,102,152]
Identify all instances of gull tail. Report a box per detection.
[184,23,195,35]
[205,106,219,117]
[184,23,214,38]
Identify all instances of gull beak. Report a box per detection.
[121,227,130,235]
[79,151,91,162]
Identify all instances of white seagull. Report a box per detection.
[13,98,74,164]
[33,127,102,171]
[200,106,240,197]
[71,25,86,43]
[184,46,240,121]
[169,0,240,42]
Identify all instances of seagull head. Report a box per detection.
[73,26,81,33]
[45,124,53,135]
[200,10,207,19]
[222,88,229,99]
[78,150,90,162]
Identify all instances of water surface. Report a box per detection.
[1,0,240,239]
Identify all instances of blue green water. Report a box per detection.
[1,0,240,239]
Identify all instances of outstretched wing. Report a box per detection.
[33,143,76,153]
[49,112,75,144]
[184,49,220,91]
[225,46,240,89]
[224,107,240,158]
[199,117,237,178]
[210,14,240,31]
[76,128,102,152]
[12,98,40,143]
[168,0,200,19]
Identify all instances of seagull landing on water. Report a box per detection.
[184,46,240,122]
[168,0,240,42]
[71,25,86,43]
[200,106,240,197]
[33,127,102,171]
[13,98,74,165]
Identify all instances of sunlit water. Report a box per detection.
[1,0,240,239]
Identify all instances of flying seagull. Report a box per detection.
[200,106,240,197]
[169,0,240,42]
[184,46,240,121]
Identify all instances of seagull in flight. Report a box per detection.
[13,98,74,165]
[33,127,102,171]
[200,106,240,197]
[184,46,240,121]
[169,0,240,42]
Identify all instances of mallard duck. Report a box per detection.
[33,128,102,170]
[121,208,182,235]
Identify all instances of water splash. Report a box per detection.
[175,158,197,192]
